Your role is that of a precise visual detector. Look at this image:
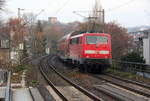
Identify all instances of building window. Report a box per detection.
[0,40,10,48]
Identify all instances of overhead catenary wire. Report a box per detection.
[55,0,71,15]
[106,0,138,12]
[73,0,138,14]
[73,0,138,19]
[73,11,87,18]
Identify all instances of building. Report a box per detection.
[48,17,57,24]
[130,29,150,64]
[0,32,10,63]
[142,30,150,64]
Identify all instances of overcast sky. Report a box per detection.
[3,0,150,27]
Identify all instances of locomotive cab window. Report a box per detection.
[86,36,97,44]
[86,36,108,44]
[99,36,108,44]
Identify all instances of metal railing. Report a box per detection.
[5,72,11,101]
[111,60,150,78]
[0,70,8,84]
[0,70,11,101]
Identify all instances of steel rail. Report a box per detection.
[105,73,150,90]
[47,56,103,101]
[92,75,150,98]
[39,56,69,101]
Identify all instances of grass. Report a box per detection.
[107,68,137,79]
[106,67,150,83]
[31,80,38,84]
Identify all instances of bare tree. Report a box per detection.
[92,0,103,23]
[22,13,37,56]
[34,20,46,55]
[77,0,104,32]
[104,22,131,59]
[23,13,48,55]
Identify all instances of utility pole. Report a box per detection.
[102,9,105,25]
[18,8,24,19]
[96,9,105,24]
[73,10,104,22]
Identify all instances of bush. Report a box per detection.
[121,52,145,63]
[31,80,38,84]
[16,65,28,72]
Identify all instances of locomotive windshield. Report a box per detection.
[98,36,108,44]
[86,36,108,44]
[86,36,97,44]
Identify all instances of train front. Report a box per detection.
[80,33,112,71]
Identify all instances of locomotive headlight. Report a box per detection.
[99,50,109,54]
[85,50,96,54]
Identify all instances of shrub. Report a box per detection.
[121,52,145,63]
[16,65,28,72]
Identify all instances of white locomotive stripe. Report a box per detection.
[99,51,109,54]
[85,50,96,54]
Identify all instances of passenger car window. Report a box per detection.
[76,37,80,44]
[70,38,78,44]
[79,37,82,44]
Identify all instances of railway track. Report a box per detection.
[39,55,103,101]
[91,74,150,101]
[105,73,150,89]
[39,55,150,101]
[51,55,150,101]
[92,74,150,97]
[51,55,121,101]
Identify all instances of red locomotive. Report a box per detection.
[58,31,112,73]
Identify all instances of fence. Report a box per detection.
[111,60,150,78]
[0,70,11,101]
